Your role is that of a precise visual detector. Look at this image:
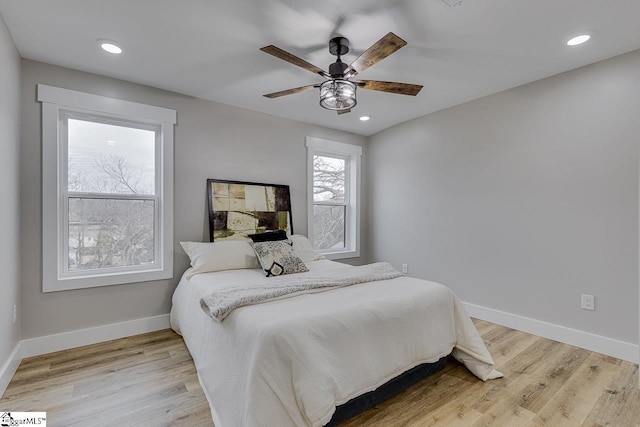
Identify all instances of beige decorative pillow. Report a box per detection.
[251,240,309,277]
[180,241,260,279]
[289,234,325,263]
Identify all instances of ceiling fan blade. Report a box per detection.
[345,32,407,77]
[357,80,423,96]
[260,45,330,78]
[337,108,351,115]
[263,85,318,99]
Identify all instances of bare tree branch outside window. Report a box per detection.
[313,155,346,250]
[67,117,156,271]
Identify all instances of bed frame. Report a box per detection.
[326,357,449,425]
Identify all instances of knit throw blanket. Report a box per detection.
[200,262,402,322]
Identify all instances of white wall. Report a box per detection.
[20,60,367,339]
[368,50,640,345]
[0,14,21,378]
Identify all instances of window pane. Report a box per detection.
[67,117,156,195]
[68,198,155,271]
[313,155,346,202]
[313,204,345,250]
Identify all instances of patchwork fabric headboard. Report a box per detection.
[207,179,293,242]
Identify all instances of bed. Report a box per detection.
[171,244,501,426]
[170,180,501,426]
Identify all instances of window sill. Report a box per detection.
[43,268,173,293]
[322,249,360,260]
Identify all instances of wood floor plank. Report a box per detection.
[514,347,590,414]
[468,338,570,414]
[418,398,485,426]
[582,361,640,427]
[483,329,540,366]
[1,324,638,427]
[470,398,538,427]
[471,318,496,336]
[532,353,617,426]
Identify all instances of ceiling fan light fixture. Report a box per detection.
[319,80,357,111]
[261,33,421,112]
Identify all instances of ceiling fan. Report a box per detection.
[260,32,422,115]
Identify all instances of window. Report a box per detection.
[312,155,347,250]
[38,84,176,292]
[306,137,362,259]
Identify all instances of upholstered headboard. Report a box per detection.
[207,179,293,242]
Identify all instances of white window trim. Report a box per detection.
[306,136,362,260]
[38,84,176,292]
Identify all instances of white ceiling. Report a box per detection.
[2,0,640,136]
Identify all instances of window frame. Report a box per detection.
[306,136,362,259]
[38,84,176,292]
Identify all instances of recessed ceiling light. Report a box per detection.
[359,116,370,121]
[98,39,123,54]
[566,34,591,46]
[106,140,116,146]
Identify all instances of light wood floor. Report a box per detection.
[1,320,638,426]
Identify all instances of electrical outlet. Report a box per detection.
[581,294,595,311]
[402,263,408,274]
[12,305,17,324]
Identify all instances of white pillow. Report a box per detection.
[180,241,260,279]
[289,234,325,263]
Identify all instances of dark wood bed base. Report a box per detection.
[325,356,449,426]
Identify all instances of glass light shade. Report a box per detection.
[319,80,357,111]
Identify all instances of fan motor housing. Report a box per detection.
[329,60,349,77]
[329,37,349,56]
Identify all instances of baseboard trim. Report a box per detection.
[0,342,23,397]
[20,314,171,359]
[463,302,639,364]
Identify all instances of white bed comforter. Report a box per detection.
[170,260,502,427]
[200,262,403,322]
